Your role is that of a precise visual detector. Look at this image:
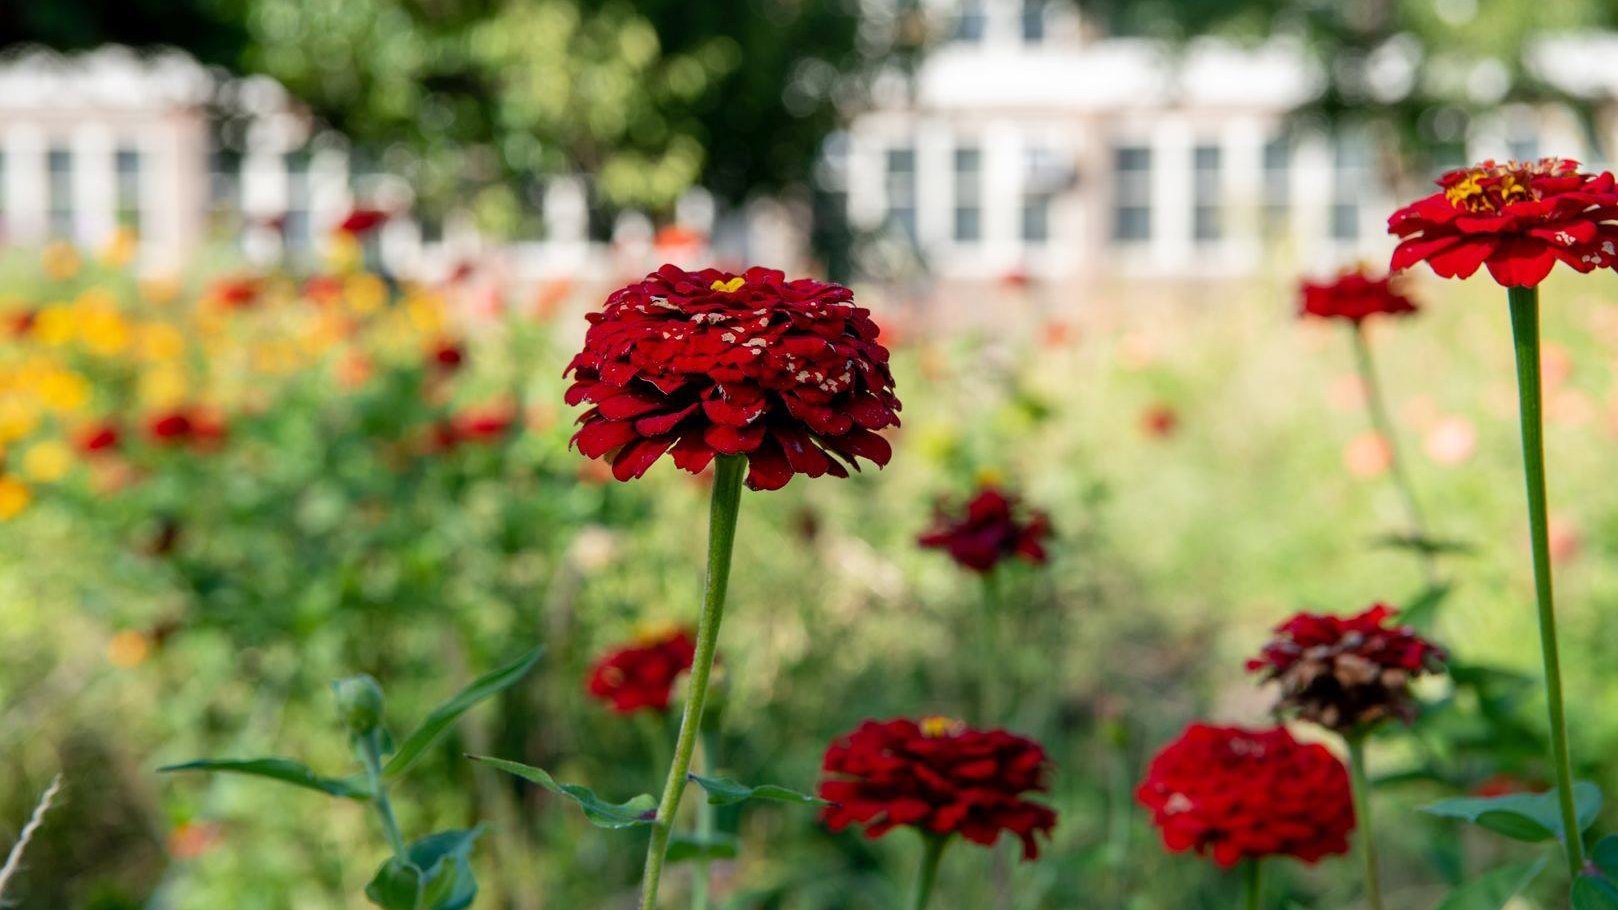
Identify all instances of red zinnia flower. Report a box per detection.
[918,485,1051,573]
[1388,158,1618,287]
[430,340,466,373]
[563,265,901,491]
[1298,268,1418,323]
[819,717,1057,859]
[209,276,262,309]
[336,208,389,236]
[1137,723,1354,867]
[1247,603,1447,732]
[77,422,122,455]
[146,408,227,449]
[148,411,195,443]
[585,629,697,714]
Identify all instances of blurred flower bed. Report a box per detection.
[7,233,1618,908]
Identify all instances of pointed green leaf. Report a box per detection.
[1422,782,1602,843]
[365,857,425,910]
[1574,875,1618,910]
[159,758,372,800]
[384,646,543,780]
[666,831,740,864]
[686,773,825,808]
[1431,854,1547,910]
[1398,582,1454,631]
[1373,533,1474,557]
[468,755,655,828]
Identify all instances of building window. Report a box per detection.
[1021,0,1046,42]
[1507,129,1539,163]
[284,150,312,254]
[1112,145,1151,242]
[47,146,73,240]
[1022,146,1065,244]
[885,145,917,242]
[953,146,982,243]
[209,146,242,227]
[1261,136,1289,239]
[1192,144,1221,243]
[953,0,986,43]
[1330,136,1367,241]
[116,148,142,231]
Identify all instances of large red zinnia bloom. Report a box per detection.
[1388,158,1618,287]
[818,717,1057,859]
[1137,723,1354,867]
[1247,603,1446,733]
[1298,268,1418,323]
[563,265,901,491]
[584,629,697,714]
[917,485,1051,573]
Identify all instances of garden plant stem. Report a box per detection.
[1243,859,1262,910]
[639,455,746,909]
[691,732,716,910]
[1506,286,1584,876]
[1345,735,1384,910]
[909,835,949,910]
[1350,323,1437,585]
[359,730,408,861]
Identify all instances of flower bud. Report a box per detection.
[333,674,385,734]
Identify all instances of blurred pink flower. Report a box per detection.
[1423,416,1477,466]
[1343,431,1392,478]
[1541,343,1573,391]
[1548,515,1582,564]
[1327,374,1368,411]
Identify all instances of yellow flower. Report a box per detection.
[250,340,300,375]
[326,232,362,273]
[75,298,131,357]
[21,439,72,483]
[102,227,139,267]
[138,365,189,410]
[35,369,89,414]
[0,476,30,520]
[32,305,76,347]
[135,322,186,363]
[107,630,151,668]
[404,293,447,335]
[0,397,39,443]
[345,273,387,316]
[41,242,80,281]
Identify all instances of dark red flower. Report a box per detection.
[146,408,228,449]
[1247,603,1447,732]
[819,717,1057,859]
[336,208,389,236]
[209,276,262,309]
[1389,158,1618,287]
[147,411,194,443]
[430,340,466,373]
[585,629,697,713]
[9,310,37,337]
[1137,723,1354,867]
[77,422,122,455]
[1140,404,1179,439]
[1298,268,1418,323]
[918,485,1051,573]
[563,265,901,491]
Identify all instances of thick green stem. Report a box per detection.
[1346,735,1384,910]
[639,455,747,909]
[1350,323,1437,584]
[360,729,408,861]
[1506,286,1584,876]
[691,731,715,910]
[978,568,1003,724]
[909,835,949,910]
[1243,859,1263,910]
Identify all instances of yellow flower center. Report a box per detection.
[710,277,746,293]
[1443,158,1571,213]
[920,715,964,738]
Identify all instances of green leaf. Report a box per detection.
[666,831,739,864]
[365,858,424,910]
[411,828,483,910]
[384,645,543,780]
[159,758,371,800]
[1398,582,1454,631]
[1574,875,1618,910]
[468,755,655,828]
[1373,533,1474,557]
[1422,782,1602,843]
[1431,854,1547,910]
[686,773,825,808]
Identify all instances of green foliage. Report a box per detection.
[1422,782,1602,843]
[383,645,544,780]
[685,773,824,808]
[467,756,656,829]
[1431,854,1547,910]
[158,758,372,799]
[364,828,483,910]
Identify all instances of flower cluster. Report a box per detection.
[1247,604,1446,733]
[1136,723,1355,867]
[818,717,1057,859]
[584,628,697,714]
[1389,158,1618,287]
[564,265,901,491]
[917,485,1051,573]
[1298,268,1418,324]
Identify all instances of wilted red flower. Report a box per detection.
[336,208,389,236]
[1137,723,1355,867]
[77,422,122,454]
[918,485,1051,573]
[1247,604,1447,732]
[1298,268,1418,323]
[564,265,901,490]
[819,717,1057,859]
[1389,158,1618,287]
[585,628,697,713]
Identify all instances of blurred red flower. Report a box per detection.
[918,485,1051,573]
[1389,158,1618,287]
[209,275,262,309]
[585,628,697,714]
[1247,604,1446,732]
[147,408,227,449]
[818,717,1057,859]
[336,208,389,236]
[77,422,122,455]
[429,339,466,373]
[564,265,901,490]
[1140,404,1179,438]
[9,310,37,337]
[1298,268,1417,323]
[1137,723,1354,867]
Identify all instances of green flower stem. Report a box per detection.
[1349,322,1437,584]
[359,729,408,861]
[979,568,1003,723]
[909,834,949,910]
[691,731,716,910]
[1345,734,1384,910]
[1243,859,1263,910]
[639,454,747,909]
[1506,286,1584,876]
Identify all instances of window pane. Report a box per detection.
[47,147,73,239]
[1262,136,1289,239]
[886,146,917,242]
[954,0,986,42]
[1331,136,1366,241]
[1021,0,1046,42]
[953,146,981,242]
[116,148,142,231]
[1192,144,1221,243]
[1112,145,1151,242]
